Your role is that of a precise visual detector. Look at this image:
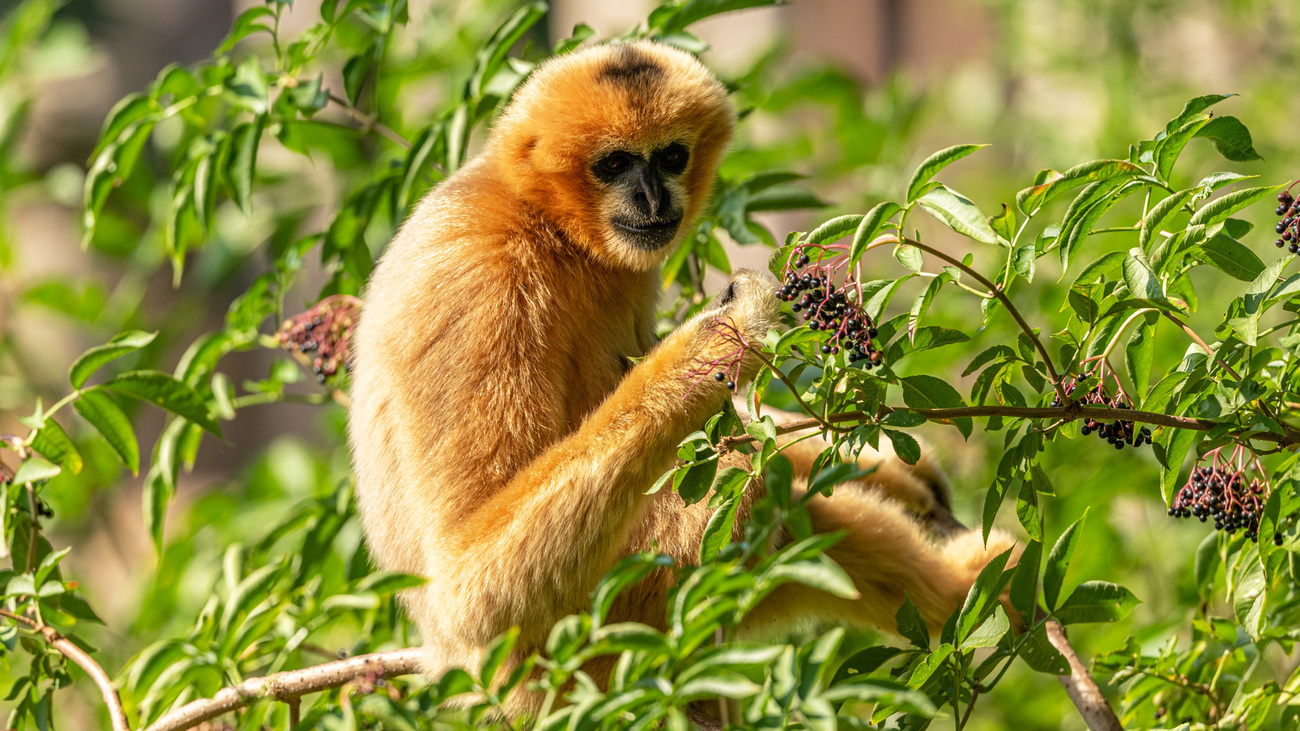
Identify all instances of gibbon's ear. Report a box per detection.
[487,41,735,271]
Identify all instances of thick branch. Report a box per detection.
[1045,619,1123,731]
[0,609,130,731]
[143,647,424,731]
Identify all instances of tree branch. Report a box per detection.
[1045,618,1123,731]
[143,647,424,731]
[0,609,130,731]
[326,92,412,150]
[718,402,1300,451]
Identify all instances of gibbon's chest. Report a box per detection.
[549,273,657,428]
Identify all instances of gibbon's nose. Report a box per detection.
[630,165,665,218]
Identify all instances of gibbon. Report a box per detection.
[348,40,1015,712]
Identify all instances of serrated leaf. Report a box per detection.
[1196,116,1262,163]
[29,419,81,475]
[1201,233,1265,282]
[74,390,139,474]
[1044,511,1087,610]
[12,458,60,484]
[1016,159,1143,214]
[1054,581,1140,624]
[917,185,999,245]
[69,331,158,389]
[1188,185,1282,228]
[102,371,222,437]
[906,144,986,203]
[229,115,266,214]
[1139,189,1194,251]
[848,201,902,268]
[894,595,929,649]
[807,214,865,245]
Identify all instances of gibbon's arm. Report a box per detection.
[426,271,780,645]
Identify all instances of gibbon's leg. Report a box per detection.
[744,481,1018,635]
[738,402,962,533]
[428,270,781,660]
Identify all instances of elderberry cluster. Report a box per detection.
[778,253,883,367]
[277,295,360,383]
[1169,465,1276,544]
[1051,378,1152,450]
[1275,189,1300,254]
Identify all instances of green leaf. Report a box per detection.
[1054,581,1140,624]
[1155,113,1211,181]
[1015,159,1143,214]
[1188,185,1282,227]
[1044,510,1088,611]
[217,6,275,53]
[672,457,718,505]
[905,144,986,203]
[1124,320,1155,403]
[29,419,81,475]
[848,201,902,268]
[765,555,858,600]
[894,595,930,649]
[699,493,742,562]
[1139,189,1194,251]
[955,548,1013,645]
[1008,540,1042,621]
[1196,116,1262,163]
[1200,233,1265,282]
[884,429,921,466]
[806,214,864,245]
[917,185,999,245]
[229,116,266,214]
[900,374,964,410]
[102,371,222,437]
[74,390,140,474]
[480,626,520,687]
[963,605,1010,649]
[989,203,1018,243]
[12,458,60,484]
[894,244,922,272]
[68,331,158,389]
[1122,249,1164,301]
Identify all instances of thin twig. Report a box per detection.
[0,609,130,731]
[143,647,425,731]
[1044,618,1123,731]
[1163,311,1283,426]
[326,92,412,150]
[718,403,1300,451]
[887,234,1070,404]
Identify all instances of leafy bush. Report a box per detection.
[2,1,1300,730]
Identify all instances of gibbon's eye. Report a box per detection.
[593,151,636,181]
[656,144,689,175]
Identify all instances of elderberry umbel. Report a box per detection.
[1275,187,1300,254]
[1052,364,1152,450]
[778,246,884,367]
[1169,447,1276,544]
[277,294,362,382]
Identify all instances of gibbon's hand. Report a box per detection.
[667,269,782,402]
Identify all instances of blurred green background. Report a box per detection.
[2,0,1300,727]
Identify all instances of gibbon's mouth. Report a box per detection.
[612,216,683,251]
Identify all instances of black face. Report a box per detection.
[593,142,690,251]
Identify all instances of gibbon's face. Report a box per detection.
[489,41,735,271]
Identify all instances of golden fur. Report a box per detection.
[348,41,1014,713]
